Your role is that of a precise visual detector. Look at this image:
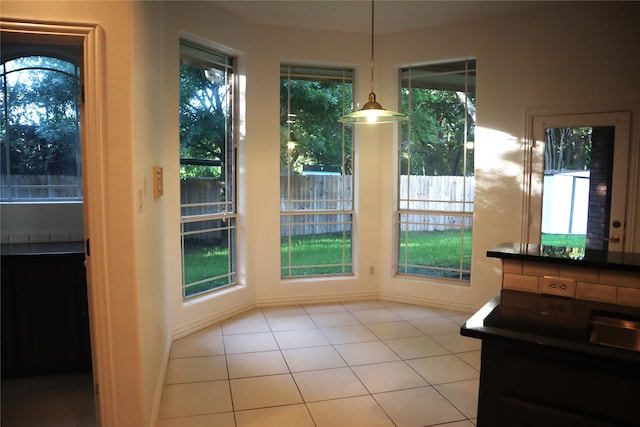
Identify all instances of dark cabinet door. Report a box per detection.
[501,397,618,427]
[1,253,91,378]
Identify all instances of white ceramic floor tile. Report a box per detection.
[342,300,387,311]
[435,379,480,418]
[165,355,228,384]
[156,301,481,427]
[407,354,479,385]
[351,308,403,324]
[389,305,442,320]
[222,332,278,354]
[433,307,469,317]
[159,380,232,418]
[230,374,302,410]
[438,421,476,427]
[307,395,395,427]
[431,332,482,353]
[352,361,428,393]
[261,305,307,318]
[235,404,315,427]
[320,324,378,344]
[170,335,225,358]
[266,314,316,331]
[273,328,330,349]
[374,386,465,427]
[365,321,424,340]
[1,374,95,427]
[334,341,400,366]
[157,412,235,427]
[445,314,473,326]
[309,311,361,327]
[303,303,347,314]
[410,316,461,335]
[384,336,450,359]
[222,312,271,335]
[227,350,289,378]
[293,367,368,402]
[189,323,223,337]
[281,345,346,372]
[456,351,482,371]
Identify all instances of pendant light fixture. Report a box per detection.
[339,0,407,124]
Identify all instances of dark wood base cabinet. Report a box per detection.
[1,252,92,378]
[477,339,640,427]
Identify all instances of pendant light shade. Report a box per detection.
[339,0,407,125]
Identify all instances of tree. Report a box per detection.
[280,78,353,174]
[1,56,80,176]
[401,88,475,176]
[179,63,230,178]
[544,126,590,172]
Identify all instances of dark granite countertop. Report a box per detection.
[1,241,85,256]
[461,289,640,364]
[487,242,640,272]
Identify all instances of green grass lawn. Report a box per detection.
[541,233,586,248]
[184,232,587,294]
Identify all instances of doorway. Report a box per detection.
[1,34,95,427]
[1,20,108,426]
[528,111,631,252]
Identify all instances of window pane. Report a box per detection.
[397,213,471,280]
[280,64,354,278]
[1,56,82,201]
[182,218,236,297]
[179,40,236,298]
[397,60,475,282]
[180,52,233,216]
[281,213,352,277]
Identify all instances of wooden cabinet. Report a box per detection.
[476,337,640,427]
[1,251,91,378]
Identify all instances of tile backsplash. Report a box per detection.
[502,259,640,308]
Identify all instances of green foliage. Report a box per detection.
[1,56,81,176]
[544,127,591,172]
[401,88,475,176]
[280,78,352,174]
[179,63,228,163]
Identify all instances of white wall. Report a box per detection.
[162,1,640,332]
[2,1,149,425]
[2,1,638,425]
[0,203,84,243]
[378,1,640,309]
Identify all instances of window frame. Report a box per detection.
[395,59,476,283]
[1,43,83,203]
[280,64,355,278]
[179,39,238,299]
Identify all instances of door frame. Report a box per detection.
[1,19,113,426]
[524,107,637,253]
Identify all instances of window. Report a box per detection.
[397,59,475,281]
[1,44,82,202]
[179,40,236,298]
[280,65,354,277]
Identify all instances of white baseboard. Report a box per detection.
[170,300,256,340]
[149,334,172,427]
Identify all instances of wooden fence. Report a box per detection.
[3,174,473,238]
[0,175,82,200]
[179,175,475,237]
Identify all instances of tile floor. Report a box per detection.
[157,300,480,427]
[1,372,96,427]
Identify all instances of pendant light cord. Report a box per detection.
[370,0,375,95]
